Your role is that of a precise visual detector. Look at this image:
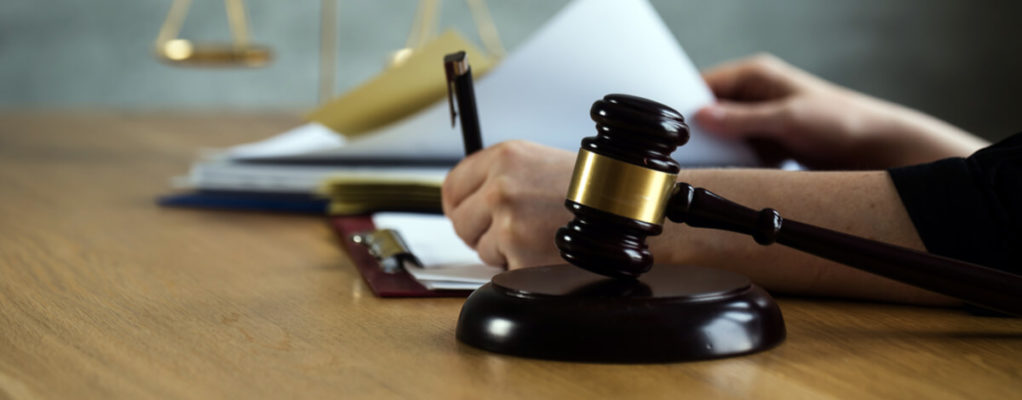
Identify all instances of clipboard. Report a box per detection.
[329,215,473,297]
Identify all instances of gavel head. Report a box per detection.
[554,94,689,279]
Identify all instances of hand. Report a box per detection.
[695,54,987,169]
[442,141,576,269]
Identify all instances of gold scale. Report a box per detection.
[153,0,505,103]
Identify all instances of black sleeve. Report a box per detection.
[888,132,1022,275]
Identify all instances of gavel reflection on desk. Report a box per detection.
[456,94,1022,363]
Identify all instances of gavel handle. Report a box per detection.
[667,183,1022,316]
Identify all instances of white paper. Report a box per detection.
[221,122,345,160]
[180,121,445,192]
[252,0,757,167]
[372,212,504,289]
[179,162,447,193]
[419,281,484,291]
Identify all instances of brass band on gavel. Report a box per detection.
[565,149,677,225]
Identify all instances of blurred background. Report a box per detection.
[2,0,1020,141]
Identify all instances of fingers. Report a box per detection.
[701,53,797,101]
[474,215,507,267]
[447,187,493,248]
[701,58,756,99]
[443,142,518,265]
[700,55,799,142]
[473,204,560,269]
[695,100,791,139]
[441,148,495,215]
[441,141,535,214]
[442,140,573,269]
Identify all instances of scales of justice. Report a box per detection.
[455,94,1022,363]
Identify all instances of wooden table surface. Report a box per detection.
[1,113,1020,399]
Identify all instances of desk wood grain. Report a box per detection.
[0,113,1019,399]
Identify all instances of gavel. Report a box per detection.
[555,94,1022,316]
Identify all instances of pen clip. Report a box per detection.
[443,51,468,128]
[444,54,460,128]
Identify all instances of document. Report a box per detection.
[230,0,758,167]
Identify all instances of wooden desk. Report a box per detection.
[1,113,1019,399]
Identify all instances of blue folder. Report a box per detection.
[157,191,329,214]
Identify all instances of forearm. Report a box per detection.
[855,94,989,167]
[650,168,959,305]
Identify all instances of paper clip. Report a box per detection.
[350,229,422,273]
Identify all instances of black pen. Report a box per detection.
[444,51,484,155]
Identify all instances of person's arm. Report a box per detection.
[442,54,992,306]
[655,168,957,305]
[694,54,988,169]
[442,141,958,305]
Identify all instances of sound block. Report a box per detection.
[456,264,785,363]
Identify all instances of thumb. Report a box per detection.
[695,101,789,139]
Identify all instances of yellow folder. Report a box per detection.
[319,176,443,215]
[307,30,497,137]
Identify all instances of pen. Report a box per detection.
[444,51,484,155]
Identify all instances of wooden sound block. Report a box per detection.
[456,264,785,363]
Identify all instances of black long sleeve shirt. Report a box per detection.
[889,132,1022,275]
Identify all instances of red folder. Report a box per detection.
[329,216,472,297]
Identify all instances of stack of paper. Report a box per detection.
[160,32,487,213]
[162,121,450,213]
